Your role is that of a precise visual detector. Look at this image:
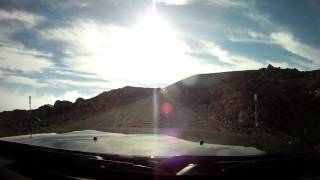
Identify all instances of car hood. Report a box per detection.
[0,130,265,157]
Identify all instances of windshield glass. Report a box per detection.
[0,0,319,157]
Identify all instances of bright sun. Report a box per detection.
[72,7,218,87]
[106,12,191,85]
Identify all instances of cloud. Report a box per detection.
[0,45,54,72]
[270,32,320,64]
[47,0,90,9]
[0,87,99,111]
[54,70,102,80]
[158,0,249,7]
[47,79,115,89]
[198,40,265,70]
[245,11,273,27]
[40,18,223,87]
[207,0,250,7]
[228,29,271,43]
[228,29,320,66]
[157,0,191,5]
[0,9,45,42]
[0,9,44,28]
[239,8,320,65]
[0,9,53,72]
[1,75,48,88]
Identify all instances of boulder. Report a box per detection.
[267,64,274,70]
[53,100,73,110]
[314,88,320,98]
[75,97,86,107]
[38,104,53,114]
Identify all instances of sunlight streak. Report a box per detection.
[153,88,159,133]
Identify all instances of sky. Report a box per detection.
[0,0,319,111]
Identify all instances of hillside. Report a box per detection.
[1,65,320,148]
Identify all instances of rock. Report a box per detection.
[267,64,274,70]
[75,97,86,107]
[314,88,320,98]
[75,97,85,104]
[53,100,73,110]
[38,104,53,114]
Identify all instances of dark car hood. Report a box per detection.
[0,130,265,157]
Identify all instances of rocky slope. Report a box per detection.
[1,65,320,146]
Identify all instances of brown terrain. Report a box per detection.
[1,65,320,152]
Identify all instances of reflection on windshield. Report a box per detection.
[0,130,265,157]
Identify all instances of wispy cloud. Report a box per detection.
[0,9,44,28]
[0,45,54,72]
[207,0,250,7]
[238,7,320,65]
[47,79,115,89]
[157,0,191,5]
[270,32,320,64]
[0,9,53,72]
[228,29,270,43]
[244,11,274,28]
[0,75,47,88]
[47,0,90,9]
[228,29,320,66]
[197,40,265,70]
[158,0,250,7]
[54,70,102,80]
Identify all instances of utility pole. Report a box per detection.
[254,93,258,127]
[29,95,31,111]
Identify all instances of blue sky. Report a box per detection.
[0,0,319,111]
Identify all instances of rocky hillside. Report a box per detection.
[1,65,320,146]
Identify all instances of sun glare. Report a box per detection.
[70,3,219,87]
[104,11,191,85]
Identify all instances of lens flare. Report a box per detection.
[160,102,173,119]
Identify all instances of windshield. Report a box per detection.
[0,0,319,157]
